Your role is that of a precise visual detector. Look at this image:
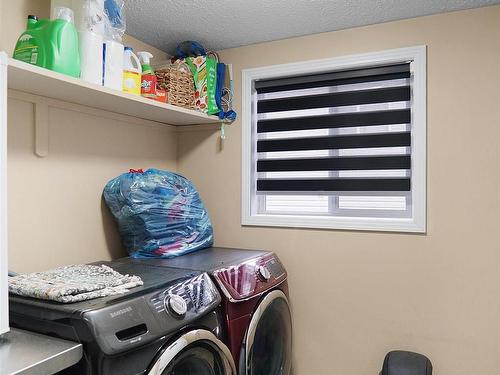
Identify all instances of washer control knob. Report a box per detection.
[258,266,271,281]
[167,294,187,317]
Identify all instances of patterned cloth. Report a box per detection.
[9,264,143,303]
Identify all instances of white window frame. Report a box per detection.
[241,46,426,233]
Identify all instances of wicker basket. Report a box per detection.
[155,63,195,109]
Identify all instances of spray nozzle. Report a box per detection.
[137,51,153,65]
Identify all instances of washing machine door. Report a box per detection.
[242,290,292,375]
[148,329,236,375]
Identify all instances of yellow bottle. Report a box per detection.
[122,47,141,95]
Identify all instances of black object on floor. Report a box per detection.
[381,351,433,375]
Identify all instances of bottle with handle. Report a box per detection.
[13,7,80,78]
[122,47,141,95]
[50,0,106,84]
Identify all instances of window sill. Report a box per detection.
[241,213,426,233]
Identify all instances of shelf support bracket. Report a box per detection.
[34,102,49,157]
[220,122,226,140]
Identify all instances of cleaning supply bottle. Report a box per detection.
[122,47,141,95]
[77,0,106,85]
[137,52,157,99]
[103,40,124,90]
[13,7,80,78]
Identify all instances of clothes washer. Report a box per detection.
[121,247,292,375]
[9,259,236,375]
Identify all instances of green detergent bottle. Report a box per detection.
[13,7,80,78]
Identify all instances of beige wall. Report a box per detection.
[177,6,500,375]
[122,34,168,65]
[0,0,51,55]
[0,0,168,62]
[7,96,177,272]
[2,1,500,374]
[2,0,176,272]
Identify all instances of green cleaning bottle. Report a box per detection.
[13,7,80,78]
[137,51,157,99]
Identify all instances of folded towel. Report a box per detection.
[9,264,143,303]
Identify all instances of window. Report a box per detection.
[241,46,426,232]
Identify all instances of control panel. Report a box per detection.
[214,253,287,301]
[149,272,220,318]
[83,272,220,356]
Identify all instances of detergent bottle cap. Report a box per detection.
[27,14,38,28]
[53,7,74,23]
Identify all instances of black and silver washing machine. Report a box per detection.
[9,259,236,375]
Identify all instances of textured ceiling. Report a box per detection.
[124,0,500,54]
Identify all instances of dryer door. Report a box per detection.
[242,290,292,375]
[148,329,236,375]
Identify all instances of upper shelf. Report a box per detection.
[7,58,220,126]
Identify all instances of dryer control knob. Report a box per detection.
[258,266,271,281]
[167,294,187,317]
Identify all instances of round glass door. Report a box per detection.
[161,344,225,375]
[244,290,292,375]
[148,330,236,375]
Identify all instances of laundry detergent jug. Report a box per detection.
[13,7,80,78]
[122,47,141,95]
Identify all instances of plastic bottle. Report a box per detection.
[76,0,105,85]
[78,30,103,85]
[13,7,80,78]
[122,47,141,95]
[137,51,157,99]
[103,40,124,90]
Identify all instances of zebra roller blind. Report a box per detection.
[254,63,413,217]
[254,63,412,217]
[244,47,426,231]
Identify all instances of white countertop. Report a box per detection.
[0,328,83,375]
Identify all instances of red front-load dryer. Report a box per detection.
[125,247,292,375]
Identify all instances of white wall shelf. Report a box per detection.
[7,57,220,126]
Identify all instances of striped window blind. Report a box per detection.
[253,63,413,218]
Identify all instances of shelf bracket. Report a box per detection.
[34,102,49,157]
[220,122,226,140]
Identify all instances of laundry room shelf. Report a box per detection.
[7,58,220,126]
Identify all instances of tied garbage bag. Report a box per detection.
[103,169,213,258]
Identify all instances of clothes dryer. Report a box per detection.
[123,247,292,375]
[9,259,236,375]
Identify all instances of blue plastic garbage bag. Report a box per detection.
[103,168,213,258]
